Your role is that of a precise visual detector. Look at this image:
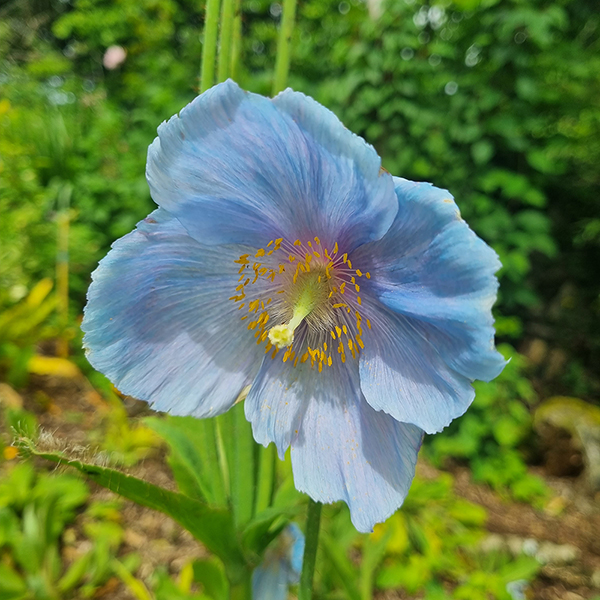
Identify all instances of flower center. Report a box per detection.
[229,237,372,371]
[268,269,329,349]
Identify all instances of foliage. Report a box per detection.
[0,460,143,600]
[14,421,545,600]
[315,469,540,599]
[14,405,301,597]
[426,344,548,504]
[0,278,85,389]
[85,373,160,468]
[0,93,102,303]
[0,280,57,387]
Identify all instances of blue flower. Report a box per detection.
[252,523,304,600]
[82,80,505,533]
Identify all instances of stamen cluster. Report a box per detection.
[229,237,372,372]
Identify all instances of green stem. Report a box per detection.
[255,443,276,514]
[201,0,221,91]
[298,499,322,600]
[217,0,236,82]
[230,0,243,81]
[214,418,230,499]
[231,403,255,527]
[272,0,298,95]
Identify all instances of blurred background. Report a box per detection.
[0,0,599,598]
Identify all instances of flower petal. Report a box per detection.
[352,178,505,431]
[82,209,261,417]
[146,80,397,251]
[358,300,476,434]
[273,88,397,246]
[246,358,423,533]
[286,523,305,581]
[251,523,304,600]
[251,561,289,600]
[245,355,307,459]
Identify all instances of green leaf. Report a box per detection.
[145,416,227,507]
[320,534,361,600]
[58,552,91,593]
[376,554,432,593]
[0,563,27,600]
[241,505,298,557]
[498,555,540,582]
[23,445,247,578]
[191,558,229,600]
[0,507,20,548]
[152,568,213,600]
[361,530,391,600]
[4,408,38,442]
[111,558,153,600]
[471,140,494,165]
[448,499,487,527]
[492,415,524,447]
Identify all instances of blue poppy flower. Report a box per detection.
[82,80,505,533]
[252,523,304,600]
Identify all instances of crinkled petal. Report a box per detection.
[352,178,505,431]
[146,80,397,251]
[82,209,261,417]
[246,358,423,533]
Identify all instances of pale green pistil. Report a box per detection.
[268,275,324,349]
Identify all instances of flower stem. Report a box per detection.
[230,0,243,80]
[298,498,322,600]
[272,0,297,95]
[200,0,221,91]
[217,0,236,82]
